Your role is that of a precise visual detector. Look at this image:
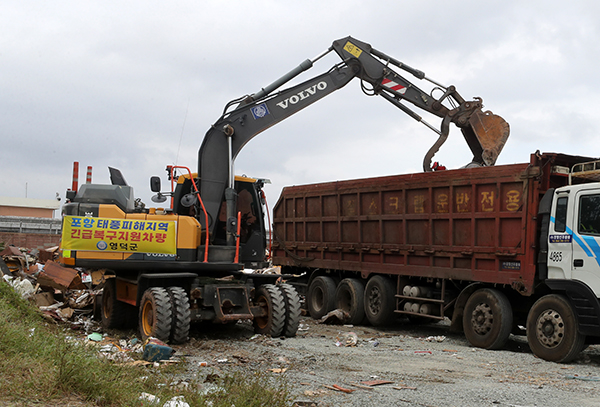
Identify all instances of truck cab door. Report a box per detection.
[547,193,573,280]
[571,189,600,296]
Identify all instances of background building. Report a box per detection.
[0,197,62,249]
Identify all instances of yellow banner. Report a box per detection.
[61,216,177,254]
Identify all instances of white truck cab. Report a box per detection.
[548,161,600,296]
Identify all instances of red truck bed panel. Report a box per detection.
[272,153,592,294]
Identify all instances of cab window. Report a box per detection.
[578,194,600,235]
[554,196,568,233]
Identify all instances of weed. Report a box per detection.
[0,281,292,406]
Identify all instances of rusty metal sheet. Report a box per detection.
[37,260,85,291]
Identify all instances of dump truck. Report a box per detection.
[272,152,600,362]
[58,36,508,344]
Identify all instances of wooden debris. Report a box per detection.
[348,382,375,390]
[332,384,354,393]
[360,379,394,386]
[322,384,354,393]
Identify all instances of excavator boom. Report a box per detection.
[197,36,510,238]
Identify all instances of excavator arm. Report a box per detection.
[330,37,509,171]
[197,36,509,239]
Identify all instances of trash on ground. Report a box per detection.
[424,335,446,342]
[143,337,175,362]
[139,392,160,404]
[393,386,417,390]
[565,375,600,381]
[336,332,358,347]
[349,382,374,390]
[87,332,103,342]
[319,309,351,325]
[162,396,190,407]
[322,384,354,393]
[37,260,86,291]
[360,379,394,386]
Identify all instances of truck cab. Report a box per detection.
[547,169,600,296]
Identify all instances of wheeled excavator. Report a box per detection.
[59,36,509,343]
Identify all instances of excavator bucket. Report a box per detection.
[462,110,510,166]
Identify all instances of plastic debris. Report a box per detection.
[163,396,190,407]
[139,392,160,404]
[143,337,175,362]
[336,332,358,347]
[424,335,446,342]
[87,332,103,342]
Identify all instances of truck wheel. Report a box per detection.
[139,287,173,342]
[102,278,126,329]
[167,287,191,344]
[253,284,286,337]
[335,278,366,325]
[364,275,395,326]
[526,294,585,363]
[278,283,302,337]
[307,276,337,319]
[463,288,512,350]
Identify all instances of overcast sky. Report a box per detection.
[2,1,600,215]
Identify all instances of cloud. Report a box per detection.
[1,0,600,218]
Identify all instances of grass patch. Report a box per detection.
[0,280,291,406]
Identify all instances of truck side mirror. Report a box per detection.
[150,176,161,192]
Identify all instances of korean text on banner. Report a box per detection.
[61,216,177,254]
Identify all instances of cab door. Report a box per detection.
[571,189,600,296]
[547,193,572,280]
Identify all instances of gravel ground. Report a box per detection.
[173,316,600,407]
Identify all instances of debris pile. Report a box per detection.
[1,244,100,332]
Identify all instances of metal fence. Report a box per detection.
[0,216,62,235]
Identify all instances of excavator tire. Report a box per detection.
[167,287,191,344]
[278,283,302,337]
[253,284,286,337]
[102,278,137,329]
[139,287,173,342]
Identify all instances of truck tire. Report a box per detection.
[526,294,585,363]
[167,287,191,344]
[253,284,286,337]
[335,278,366,325]
[364,275,395,326]
[102,278,136,329]
[278,283,302,337]
[307,276,337,319]
[463,288,512,350]
[139,287,173,342]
